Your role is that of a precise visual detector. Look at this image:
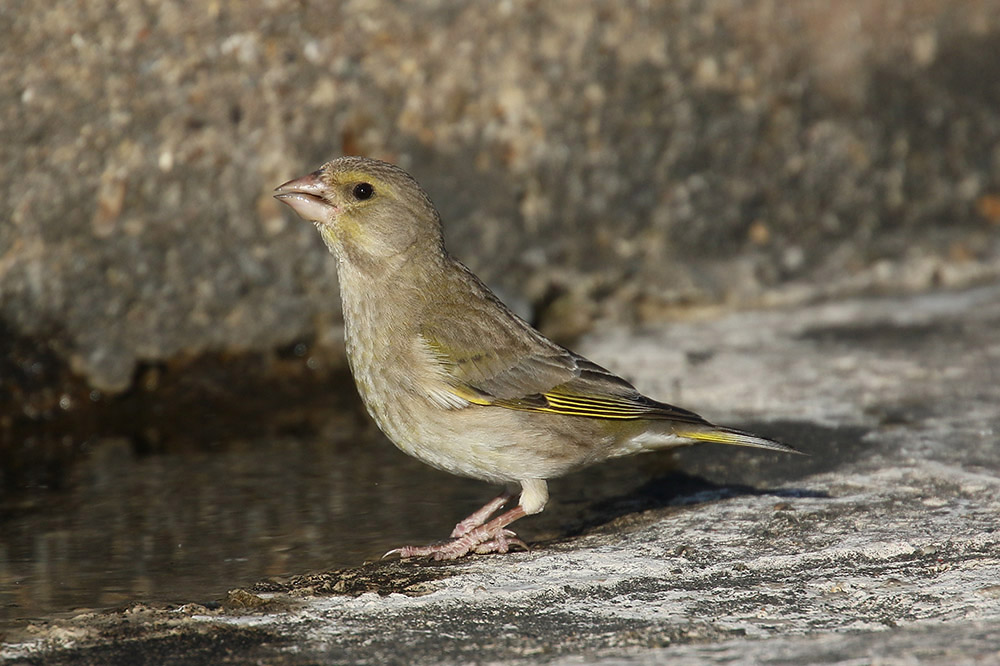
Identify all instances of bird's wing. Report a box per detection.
[496,355,710,425]
[419,311,707,425]
[418,319,579,404]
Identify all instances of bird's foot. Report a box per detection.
[383,529,528,561]
[471,530,529,555]
[384,506,528,561]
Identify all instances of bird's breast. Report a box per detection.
[338,263,431,434]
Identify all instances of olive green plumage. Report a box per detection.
[275,156,797,560]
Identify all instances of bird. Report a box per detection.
[274,156,799,560]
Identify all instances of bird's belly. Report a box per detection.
[360,380,619,483]
[362,391,527,482]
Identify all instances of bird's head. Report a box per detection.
[274,156,444,266]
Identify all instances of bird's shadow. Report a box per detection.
[550,470,829,540]
[534,420,869,543]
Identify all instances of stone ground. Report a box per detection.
[3,282,998,665]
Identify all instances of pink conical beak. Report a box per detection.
[274,169,334,222]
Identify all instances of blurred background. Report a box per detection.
[2,0,999,628]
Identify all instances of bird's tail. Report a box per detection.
[673,425,803,455]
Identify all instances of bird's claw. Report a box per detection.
[381,541,450,560]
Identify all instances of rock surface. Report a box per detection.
[3,0,1000,392]
[4,284,998,665]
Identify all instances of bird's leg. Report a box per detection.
[384,480,547,561]
[386,504,529,561]
[450,490,515,538]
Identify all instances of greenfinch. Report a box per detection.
[275,157,797,560]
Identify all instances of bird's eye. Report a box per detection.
[352,183,374,200]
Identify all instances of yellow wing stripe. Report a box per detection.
[448,386,674,420]
[498,392,650,420]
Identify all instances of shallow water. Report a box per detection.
[1,424,494,624]
[1,370,842,631]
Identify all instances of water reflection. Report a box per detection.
[0,426,503,626]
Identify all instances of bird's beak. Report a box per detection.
[274,170,333,222]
